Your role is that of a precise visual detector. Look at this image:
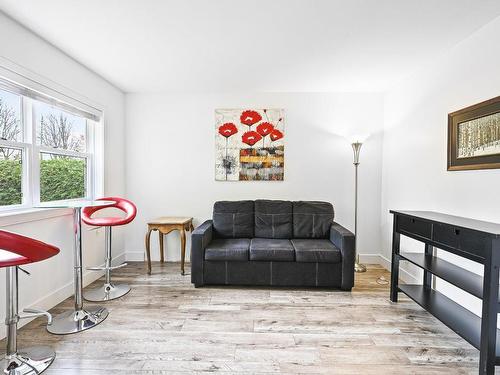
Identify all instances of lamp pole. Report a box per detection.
[352,141,366,273]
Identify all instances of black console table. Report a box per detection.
[390,210,500,375]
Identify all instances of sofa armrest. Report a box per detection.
[330,222,355,290]
[190,220,213,286]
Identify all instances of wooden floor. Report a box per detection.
[5,262,483,374]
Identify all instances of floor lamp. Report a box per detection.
[352,139,366,273]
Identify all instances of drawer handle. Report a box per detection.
[411,219,416,223]
[454,229,461,235]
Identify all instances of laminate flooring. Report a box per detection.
[3,262,483,374]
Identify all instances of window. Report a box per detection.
[0,81,100,210]
[40,153,87,202]
[0,147,23,206]
[36,102,87,152]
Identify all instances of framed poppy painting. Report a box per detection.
[215,108,285,181]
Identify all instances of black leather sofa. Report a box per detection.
[191,200,355,290]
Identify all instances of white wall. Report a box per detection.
[125,92,384,263]
[0,13,126,338]
[4,2,496,343]
[381,16,500,315]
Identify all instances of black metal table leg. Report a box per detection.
[390,216,400,302]
[424,243,433,288]
[479,239,500,375]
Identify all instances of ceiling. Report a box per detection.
[1,0,500,93]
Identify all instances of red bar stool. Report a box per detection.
[82,197,137,301]
[0,230,59,375]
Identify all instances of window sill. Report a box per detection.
[0,207,73,227]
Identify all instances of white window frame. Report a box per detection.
[0,78,101,212]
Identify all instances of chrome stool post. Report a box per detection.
[1,266,55,375]
[84,226,130,302]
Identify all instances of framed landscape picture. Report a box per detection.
[448,96,500,171]
[215,108,285,181]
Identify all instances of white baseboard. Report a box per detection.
[126,251,145,262]
[360,253,419,284]
[0,251,126,340]
[358,253,382,265]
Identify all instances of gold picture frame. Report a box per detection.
[448,96,500,171]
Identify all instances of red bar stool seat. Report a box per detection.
[82,197,137,301]
[0,230,59,375]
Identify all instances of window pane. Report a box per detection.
[0,89,22,142]
[40,153,87,202]
[0,148,23,206]
[35,101,87,152]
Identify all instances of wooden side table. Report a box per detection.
[145,217,194,275]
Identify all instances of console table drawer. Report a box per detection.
[432,223,460,248]
[432,225,488,260]
[459,228,489,260]
[398,216,432,239]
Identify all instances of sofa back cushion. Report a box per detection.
[293,201,334,239]
[213,200,254,238]
[254,200,293,239]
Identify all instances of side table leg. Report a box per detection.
[159,232,165,263]
[145,229,152,275]
[189,221,194,263]
[180,229,186,275]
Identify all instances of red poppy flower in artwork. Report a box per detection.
[242,131,262,146]
[270,128,284,142]
[240,110,262,126]
[218,123,238,138]
[256,122,274,137]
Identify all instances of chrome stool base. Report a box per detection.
[1,346,55,375]
[84,283,131,302]
[47,306,108,335]
[85,226,131,303]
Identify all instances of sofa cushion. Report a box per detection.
[249,238,295,261]
[254,200,293,239]
[292,201,334,239]
[213,201,254,238]
[204,238,250,261]
[291,239,341,263]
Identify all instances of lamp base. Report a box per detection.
[354,262,367,273]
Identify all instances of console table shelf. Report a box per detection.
[390,210,500,375]
[399,252,484,299]
[399,284,500,362]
